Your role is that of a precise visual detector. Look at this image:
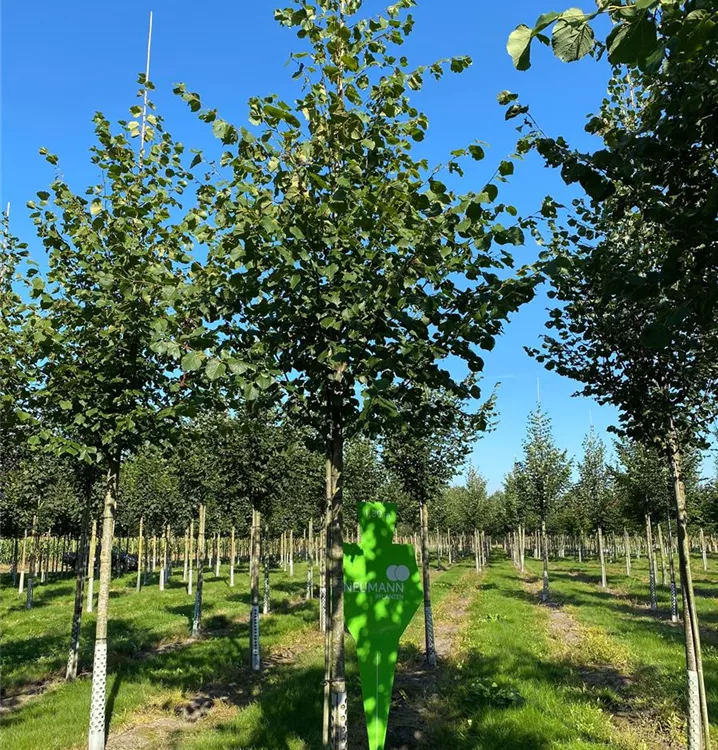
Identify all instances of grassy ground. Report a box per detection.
[521,552,718,745]
[2,551,716,749]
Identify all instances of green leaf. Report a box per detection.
[507,24,533,70]
[59,400,72,410]
[551,9,595,63]
[469,145,485,161]
[90,200,102,216]
[181,350,204,372]
[606,16,658,65]
[205,358,226,380]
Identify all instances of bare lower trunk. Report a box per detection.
[667,511,679,623]
[646,515,657,611]
[669,436,709,750]
[191,505,205,637]
[420,500,437,667]
[26,514,38,610]
[250,508,261,671]
[88,456,119,750]
[323,394,346,750]
[624,528,631,576]
[66,502,90,681]
[18,529,27,594]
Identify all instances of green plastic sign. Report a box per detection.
[343,502,423,750]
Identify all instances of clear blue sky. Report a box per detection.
[5,1,709,492]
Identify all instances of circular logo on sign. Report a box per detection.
[387,565,410,582]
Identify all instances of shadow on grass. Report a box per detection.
[523,563,718,730]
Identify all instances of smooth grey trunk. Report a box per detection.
[66,502,90,680]
[420,500,437,667]
[624,528,631,576]
[667,511,679,623]
[646,515,657,611]
[87,457,119,750]
[598,526,607,588]
[215,533,221,578]
[250,508,261,670]
[541,520,550,602]
[26,514,38,610]
[657,523,667,586]
[669,435,709,750]
[322,388,347,750]
[192,505,205,636]
[699,528,707,572]
[306,518,313,600]
[289,529,294,577]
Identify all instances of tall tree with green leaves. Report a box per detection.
[171,2,536,744]
[523,136,718,750]
[504,20,717,732]
[515,405,572,600]
[25,79,206,750]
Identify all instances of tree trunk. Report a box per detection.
[18,528,27,595]
[215,533,221,578]
[699,528,707,572]
[87,456,119,750]
[66,501,90,680]
[598,526,607,588]
[182,526,188,583]
[192,505,205,636]
[250,507,261,670]
[323,396,346,750]
[420,500,437,666]
[541,520,550,602]
[667,511,679,624]
[26,514,38,609]
[263,546,271,615]
[306,518,313,600]
[646,515,657,611]
[86,519,97,613]
[289,529,294,577]
[657,523,667,586]
[624,528,631,576]
[187,518,194,596]
[669,437,709,750]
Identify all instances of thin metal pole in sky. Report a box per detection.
[139,11,154,163]
[536,377,541,406]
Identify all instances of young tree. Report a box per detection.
[514,406,572,600]
[383,389,484,666]
[25,80,206,750]
[576,427,615,585]
[170,2,537,744]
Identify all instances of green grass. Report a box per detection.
[521,551,718,744]
[422,555,642,750]
[2,552,716,750]
[1,561,315,750]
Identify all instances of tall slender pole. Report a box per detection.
[138,11,153,165]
